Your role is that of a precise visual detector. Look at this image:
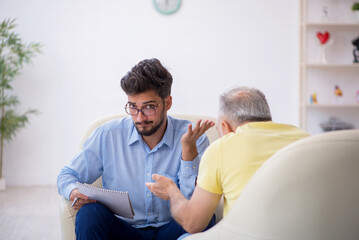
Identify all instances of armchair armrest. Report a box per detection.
[59,177,103,240]
[59,196,78,240]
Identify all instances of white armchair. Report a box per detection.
[59,114,221,240]
[184,129,359,240]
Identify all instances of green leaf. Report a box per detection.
[0,96,19,107]
[0,18,41,144]
[0,109,32,141]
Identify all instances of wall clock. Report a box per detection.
[153,0,182,15]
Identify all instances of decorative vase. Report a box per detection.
[319,45,328,64]
[0,178,6,191]
[316,31,331,64]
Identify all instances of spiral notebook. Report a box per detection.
[77,182,135,219]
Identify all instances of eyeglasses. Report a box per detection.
[125,99,165,116]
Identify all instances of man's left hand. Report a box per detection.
[181,119,215,161]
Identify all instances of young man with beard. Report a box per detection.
[57,58,215,240]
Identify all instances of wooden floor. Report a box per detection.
[0,186,60,240]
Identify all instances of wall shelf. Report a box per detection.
[306,104,359,109]
[304,64,359,68]
[300,0,359,134]
[304,23,359,27]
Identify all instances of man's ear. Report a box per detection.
[221,120,235,135]
[165,96,172,111]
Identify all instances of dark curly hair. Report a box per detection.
[120,58,173,99]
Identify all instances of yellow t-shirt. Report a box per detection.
[197,121,309,216]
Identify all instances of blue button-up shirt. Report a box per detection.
[57,115,210,228]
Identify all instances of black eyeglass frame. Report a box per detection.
[124,98,166,116]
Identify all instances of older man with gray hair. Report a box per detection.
[146,86,309,235]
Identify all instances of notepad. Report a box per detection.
[76,182,135,219]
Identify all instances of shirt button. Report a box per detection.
[147,193,150,197]
[148,212,151,216]
[147,173,150,177]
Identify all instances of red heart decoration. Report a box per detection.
[317,31,330,45]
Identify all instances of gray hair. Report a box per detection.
[219,87,272,127]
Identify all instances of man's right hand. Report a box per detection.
[146,174,178,200]
[69,188,96,210]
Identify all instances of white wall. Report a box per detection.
[0,0,300,186]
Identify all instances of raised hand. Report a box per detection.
[181,119,215,161]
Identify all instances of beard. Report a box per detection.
[135,108,166,136]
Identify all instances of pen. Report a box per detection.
[71,197,79,208]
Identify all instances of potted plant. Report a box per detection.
[353,2,359,22]
[0,19,41,190]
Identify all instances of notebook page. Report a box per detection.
[77,182,135,219]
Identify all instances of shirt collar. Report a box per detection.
[128,124,141,146]
[128,116,174,149]
[236,121,274,133]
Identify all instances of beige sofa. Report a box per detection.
[59,114,221,240]
[185,129,359,240]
